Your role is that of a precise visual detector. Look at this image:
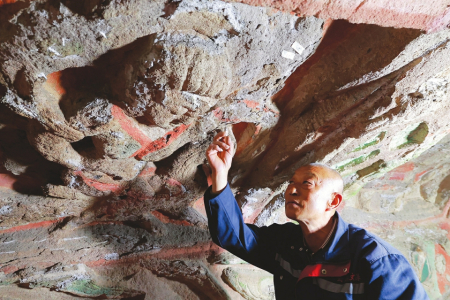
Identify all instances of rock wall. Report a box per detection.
[228,0,450,32]
[0,0,449,299]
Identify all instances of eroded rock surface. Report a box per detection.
[226,0,450,32]
[0,0,450,299]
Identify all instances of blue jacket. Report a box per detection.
[204,184,429,299]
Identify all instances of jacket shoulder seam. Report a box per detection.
[368,253,402,264]
[362,232,395,255]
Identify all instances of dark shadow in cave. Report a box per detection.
[57,34,157,124]
[0,82,7,99]
[54,34,159,163]
[57,65,109,121]
[0,125,64,195]
[0,0,31,44]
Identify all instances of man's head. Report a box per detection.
[284,163,343,223]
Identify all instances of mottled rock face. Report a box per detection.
[227,0,450,32]
[0,0,449,299]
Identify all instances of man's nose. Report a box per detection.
[290,186,298,196]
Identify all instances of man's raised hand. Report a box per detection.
[206,131,234,194]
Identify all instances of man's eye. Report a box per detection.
[303,181,311,184]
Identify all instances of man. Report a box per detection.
[204,131,429,299]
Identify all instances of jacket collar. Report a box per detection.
[323,212,352,262]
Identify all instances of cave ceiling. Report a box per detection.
[0,0,450,299]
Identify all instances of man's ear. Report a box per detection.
[327,193,342,211]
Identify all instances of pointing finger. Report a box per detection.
[213,140,230,150]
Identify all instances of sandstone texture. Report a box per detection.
[227,0,450,32]
[0,0,450,299]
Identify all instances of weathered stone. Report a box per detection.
[225,0,450,32]
[222,267,275,299]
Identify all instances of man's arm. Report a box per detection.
[366,254,429,300]
[204,183,279,273]
[204,131,279,273]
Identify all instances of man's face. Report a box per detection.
[284,165,334,222]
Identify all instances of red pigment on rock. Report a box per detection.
[435,243,450,294]
[0,0,18,6]
[84,258,110,268]
[263,106,279,115]
[165,178,186,196]
[393,162,415,173]
[151,242,221,260]
[0,265,19,274]
[233,123,262,156]
[212,108,240,123]
[254,124,262,136]
[138,166,157,177]
[111,105,152,147]
[192,197,207,218]
[0,173,17,189]
[235,136,255,156]
[242,99,260,109]
[166,178,182,187]
[74,170,124,193]
[151,211,191,226]
[322,18,334,33]
[345,6,439,32]
[233,122,249,142]
[388,172,405,181]
[84,242,218,267]
[0,218,63,234]
[381,184,396,191]
[429,8,450,32]
[133,124,190,160]
[45,71,66,95]
[414,169,431,182]
[235,0,448,31]
[212,108,223,120]
[440,221,450,240]
[441,199,450,219]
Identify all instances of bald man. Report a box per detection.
[204,132,429,299]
